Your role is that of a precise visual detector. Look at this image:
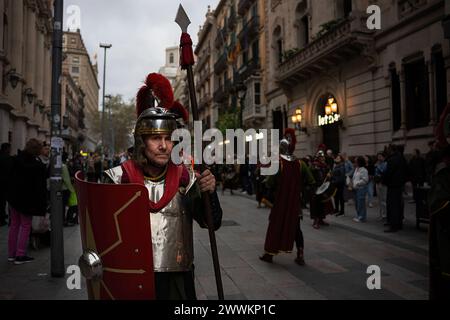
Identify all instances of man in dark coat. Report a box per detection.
[383,144,408,232]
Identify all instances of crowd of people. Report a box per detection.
[0,139,136,265]
[214,141,444,233]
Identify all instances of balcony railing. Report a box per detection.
[239,57,260,80]
[214,52,228,74]
[228,11,237,31]
[213,79,231,103]
[198,94,211,112]
[199,70,210,87]
[214,28,228,49]
[238,0,256,15]
[243,104,266,122]
[195,47,211,71]
[238,15,259,44]
[276,12,375,86]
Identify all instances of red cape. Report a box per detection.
[263,158,302,254]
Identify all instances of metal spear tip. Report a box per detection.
[175,4,191,33]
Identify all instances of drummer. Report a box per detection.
[310,150,335,229]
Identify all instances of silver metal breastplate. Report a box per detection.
[105,165,196,272]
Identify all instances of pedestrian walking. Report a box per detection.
[6,139,47,264]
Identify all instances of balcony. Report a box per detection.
[198,94,211,112]
[238,0,256,15]
[238,15,260,44]
[214,52,228,74]
[214,28,228,49]
[199,70,210,87]
[276,12,375,87]
[243,104,266,122]
[213,86,226,103]
[195,47,211,71]
[238,57,260,81]
[213,79,231,103]
[228,11,237,31]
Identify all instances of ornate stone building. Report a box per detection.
[63,30,99,152]
[270,0,449,156]
[0,0,53,154]
[236,0,267,130]
[61,66,85,157]
[195,5,215,129]
[159,46,180,86]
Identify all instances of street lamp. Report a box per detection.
[3,68,20,89]
[100,43,112,171]
[105,94,114,158]
[23,88,35,104]
[292,108,308,134]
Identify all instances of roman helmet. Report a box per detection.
[280,128,297,157]
[133,73,188,166]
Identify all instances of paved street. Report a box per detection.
[0,192,428,300]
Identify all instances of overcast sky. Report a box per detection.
[63,0,218,106]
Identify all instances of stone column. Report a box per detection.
[35,18,44,101]
[0,0,5,52]
[0,0,4,91]
[25,2,37,91]
[43,37,51,107]
[399,68,407,130]
[427,59,436,126]
[11,0,24,74]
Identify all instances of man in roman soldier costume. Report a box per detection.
[76,73,222,300]
[259,128,315,265]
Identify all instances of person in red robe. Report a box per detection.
[259,129,315,265]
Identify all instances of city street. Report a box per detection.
[0,192,429,300]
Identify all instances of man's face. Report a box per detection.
[41,145,50,157]
[143,134,174,168]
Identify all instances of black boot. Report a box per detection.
[295,248,305,266]
[259,253,273,263]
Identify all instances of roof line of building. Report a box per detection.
[64,30,100,89]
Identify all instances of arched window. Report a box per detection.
[295,1,309,48]
[389,63,402,132]
[273,26,283,64]
[169,53,174,64]
[336,0,352,19]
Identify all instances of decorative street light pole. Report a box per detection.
[100,43,112,170]
[50,0,65,278]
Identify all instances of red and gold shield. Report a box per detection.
[74,171,155,300]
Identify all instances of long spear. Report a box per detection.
[175,4,224,300]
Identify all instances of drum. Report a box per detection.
[315,181,336,202]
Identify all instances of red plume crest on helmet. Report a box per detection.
[170,100,189,122]
[284,128,297,153]
[135,73,174,117]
